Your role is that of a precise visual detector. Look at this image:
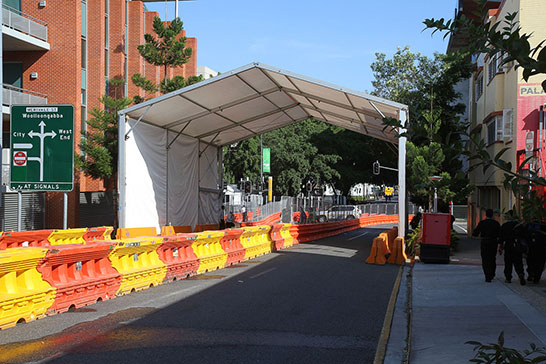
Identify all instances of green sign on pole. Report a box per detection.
[10,105,75,191]
[263,148,271,173]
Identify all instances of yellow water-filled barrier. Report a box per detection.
[191,231,227,274]
[0,248,55,329]
[241,226,273,260]
[47,228,87,246]
[280,224,294,248]
[116,227,157,239]
[108,237,167,296]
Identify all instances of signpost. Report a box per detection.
[263,148,270,173]
[10,105,75,230]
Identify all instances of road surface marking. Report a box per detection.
[250,267,277,279]
[455,223,468,234]
[348,232,368,241]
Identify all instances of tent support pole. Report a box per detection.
[124,105,152,140]
[166,129,169,226]
[167,120,192,149]
[197,139,201,225]
[118,113,127,228]
[198,132,220,157]
[398,109,408,238]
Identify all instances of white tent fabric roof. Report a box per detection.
[122,62,408,145]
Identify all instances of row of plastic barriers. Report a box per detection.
[0,214,401,330]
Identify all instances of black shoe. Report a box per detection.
[485,279,492,283]
[520,277,526,286]
[505,279,512,283]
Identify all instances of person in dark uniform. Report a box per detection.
[499,211,525,285]
[525,222,546,284]
[472,209,501,282]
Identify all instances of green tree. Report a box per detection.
[312,125,398,192]
[424,0,546,92]
[424,0,546,222]
[78,79,132,228]
[374,47,473,208]
[223,120,342,196]
[132,16,203,102]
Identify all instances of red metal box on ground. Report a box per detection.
[420,213,451,264]
[422,213,451,246]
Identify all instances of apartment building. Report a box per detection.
[1,0,197,229]
[449,0,546,231]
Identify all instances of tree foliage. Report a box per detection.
[222,119,396,197]
[424,0,546,92]
[132,16,203,103]
[425,0,546,221]
[374,47,474,207]
[78,79,132,228]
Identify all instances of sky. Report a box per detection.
[143,0,457,93]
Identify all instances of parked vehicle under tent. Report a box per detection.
[118,62,409,235]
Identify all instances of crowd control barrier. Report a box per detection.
[191,231,227,274]
[0,248,55,329]
[47,228,87,246]
[83,227,113,242]
[365,235,390,265]
[387,237,407,265]
[219,229,245,266]
[270,224,284,251]
[240,226,273,260]
[108,237,167,295]
[241,212,282,227]
[0,230,53,250]
[116,227,157,239]
[161,225,193,235]
[194,224,220,233]
[280,224,294,248]
[38,243,121,314]
[157,234,200,281]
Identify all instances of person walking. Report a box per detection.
[525,222,546,284]
[241,205,248,222]
[499,211,526,285]
[219,205,226,230]
[472,209,501,282]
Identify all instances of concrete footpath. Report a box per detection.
[384,234,546,363]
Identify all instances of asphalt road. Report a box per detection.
[0,226,399,364]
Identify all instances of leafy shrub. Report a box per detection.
[467,332,546,363]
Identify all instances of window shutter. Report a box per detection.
[496,116,504,142]
[503,109,513,142]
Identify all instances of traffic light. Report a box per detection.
[373,161,380,175]
[306,181,313,193]
[244,181,252,194]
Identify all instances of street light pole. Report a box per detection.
[429,175,442,213]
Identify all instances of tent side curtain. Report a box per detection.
[125,119,219,230]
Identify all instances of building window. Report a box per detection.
[486,115,503,145]
[475,73,484,100]
[503,109,513,142]
[488,54,505,83]
[81,0,87,144]
[105,0,109,95]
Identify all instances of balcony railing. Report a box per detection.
[2,4,48,42]
[2,84,47,107]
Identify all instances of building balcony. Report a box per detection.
[2,84,47,120]
[2,4,49,51]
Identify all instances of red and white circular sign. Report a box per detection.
[13,151,27,166]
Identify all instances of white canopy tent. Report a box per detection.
[118,62,409,235]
